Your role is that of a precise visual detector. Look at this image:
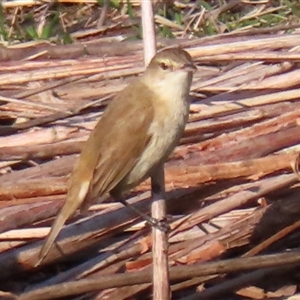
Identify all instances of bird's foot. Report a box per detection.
[149,217,170,233]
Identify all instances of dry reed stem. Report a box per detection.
[141,2,170,299]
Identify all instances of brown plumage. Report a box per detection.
[37,48,196,264]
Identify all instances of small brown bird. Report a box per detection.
[38,48,196,264]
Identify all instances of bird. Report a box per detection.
[37,47,196,264]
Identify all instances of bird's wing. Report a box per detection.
[89,108,153,198]
[37,81,154,264]
[87,83,155,198]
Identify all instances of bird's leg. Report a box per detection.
[118,198,168,232]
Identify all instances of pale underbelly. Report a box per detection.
[113,118,187,195]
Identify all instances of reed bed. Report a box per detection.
[0,12,300,299]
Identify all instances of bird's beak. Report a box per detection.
[182,63,197,73]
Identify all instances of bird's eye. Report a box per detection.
[160,62,168,70]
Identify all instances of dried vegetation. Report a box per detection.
[0,1,300,299]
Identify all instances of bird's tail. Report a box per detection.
[35,180,90,266]
[35,199,80,267]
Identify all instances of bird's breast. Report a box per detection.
[118,93,190,191]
